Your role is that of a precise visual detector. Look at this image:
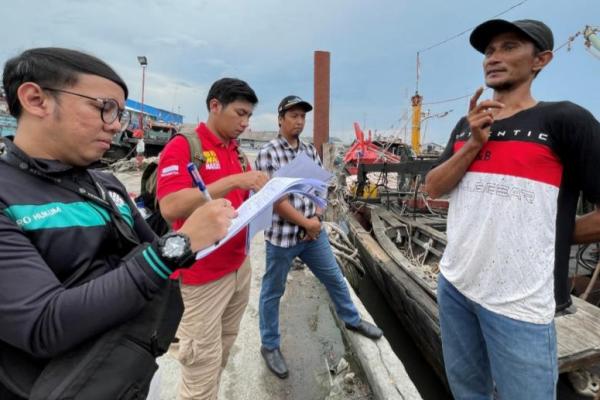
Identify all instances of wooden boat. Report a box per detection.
[0,91,17,138]
[343,199,600,395]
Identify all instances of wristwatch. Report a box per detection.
[157,232,195,268]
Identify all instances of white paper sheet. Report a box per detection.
[195,177,327,259]
[273,151,333,182]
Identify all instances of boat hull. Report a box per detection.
[345,212,447,384]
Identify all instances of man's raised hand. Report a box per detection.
[467,87,504,146]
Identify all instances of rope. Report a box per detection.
[415,0,528,91]
[324,221,366,289]
[417,25,587,108]
[581,259,600,303]
[417,0,528,54]
[555,32,582,52]
[419,192,443,217]
[422,91,485,106]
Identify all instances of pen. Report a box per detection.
[187,162,212,201]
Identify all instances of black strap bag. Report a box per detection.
[29,275,182,400]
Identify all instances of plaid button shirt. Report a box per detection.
[255,135,322,247]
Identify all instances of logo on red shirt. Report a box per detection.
[203,150,221,170]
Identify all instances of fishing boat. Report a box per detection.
[343,123,403,175]
[0,90,17,138]
[104,99,183,161]
[0,114,16,138]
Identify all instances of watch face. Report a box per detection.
[163,236,187,258]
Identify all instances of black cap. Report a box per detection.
[470,19,554,53]
[278,95,313,114]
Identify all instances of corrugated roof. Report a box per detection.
[125,99,183,124]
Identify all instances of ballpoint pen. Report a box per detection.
[187,162,223,247]
[187,162,212,201]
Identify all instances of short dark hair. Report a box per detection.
[205,78,258,111]
[2,47,128,118]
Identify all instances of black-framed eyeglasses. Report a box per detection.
[42,87,131,130]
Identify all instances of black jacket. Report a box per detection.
[0,138,168,359]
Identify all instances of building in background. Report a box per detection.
[125,99,183,129]
[106,99,184,160]
[237,130,278,149]
[0,88,17,137]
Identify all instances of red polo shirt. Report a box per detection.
[156,122,249,285]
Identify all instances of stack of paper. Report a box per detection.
[196,177,327,259]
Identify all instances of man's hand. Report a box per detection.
[424,87,504,200]
[302,216,321,241]
[235,171,269,191]
[178,199,237,252]
[573,204,600,244]
[467,87,504,146]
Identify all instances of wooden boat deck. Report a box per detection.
[557,296,600,372]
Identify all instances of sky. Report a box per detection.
[1,0,598,145]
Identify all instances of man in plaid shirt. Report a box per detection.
[255,95,383,379]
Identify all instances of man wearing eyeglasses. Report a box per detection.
[0,47,235,399]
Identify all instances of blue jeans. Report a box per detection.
[259,229,361,349]
[438,274,558,400]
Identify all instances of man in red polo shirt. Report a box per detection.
[156,78,268,400]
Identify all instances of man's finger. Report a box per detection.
[469,87,484,112]
[474,100,505,113]
[471,115,494,129]
[471,113,494,124]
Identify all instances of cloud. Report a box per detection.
[138,35,208,49]
[249,112,278,132]
[1,0,598,145]
[114,63,208,121]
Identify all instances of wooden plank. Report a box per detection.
[374,206,442,280]
[395,214,448,244]
[372,207,409,229]
[371,210,437,298]
[379,208,447,246]
[556,296,600,372]
[411,236,444,258]
[415,216,448,227]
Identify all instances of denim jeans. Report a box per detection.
[438,274,558,400]
[259,229,361,350]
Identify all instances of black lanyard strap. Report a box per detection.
[0,139,141,247]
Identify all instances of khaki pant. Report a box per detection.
[169,259,251,400]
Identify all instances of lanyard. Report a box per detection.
[0,139,141,248]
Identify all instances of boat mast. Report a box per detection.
[411,93,423,156]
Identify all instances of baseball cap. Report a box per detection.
[470,19,554,53]
[278,95,313,114]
